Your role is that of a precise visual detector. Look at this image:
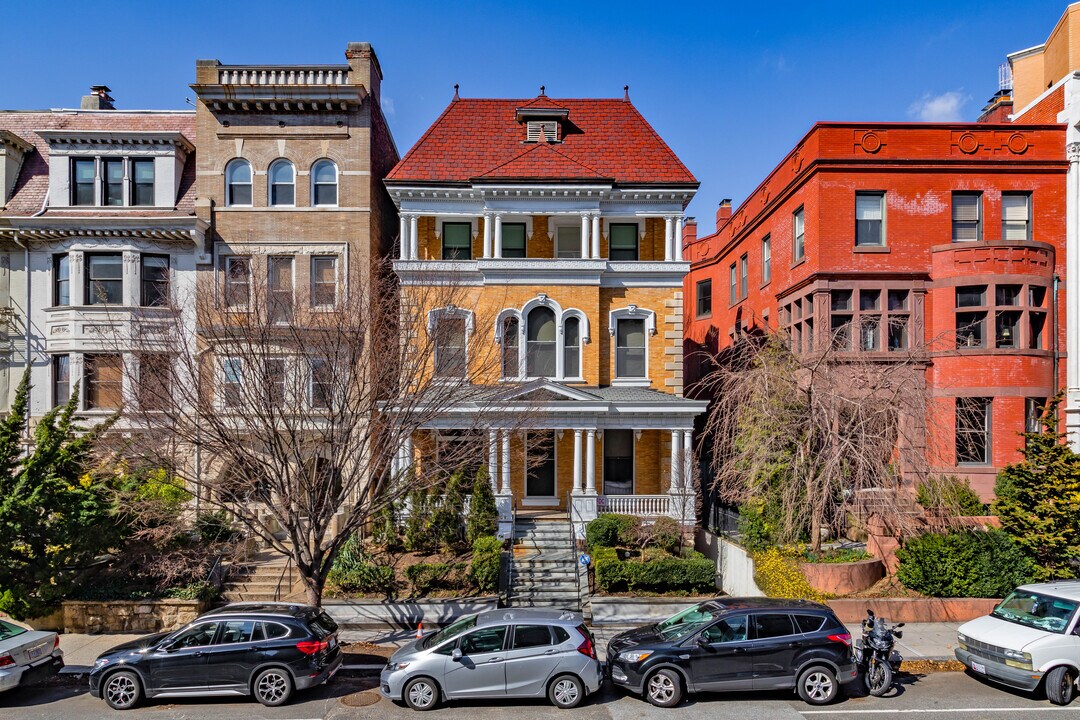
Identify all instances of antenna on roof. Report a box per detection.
[540,85,546,96]
[624,85,630,101]
[184,97,195,107]
[453,83,460,101]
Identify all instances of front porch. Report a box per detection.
[393,380,705,537]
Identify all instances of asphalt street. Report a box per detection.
[2,670,1080,720]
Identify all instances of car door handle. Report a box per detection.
[487,657,503,663]
[733,647,747,654]
[251,646,264,651]
[192,651,204,658]
[544,649,559,655]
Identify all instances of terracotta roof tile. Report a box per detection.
[0,110,196,217]
[387,96,696,186]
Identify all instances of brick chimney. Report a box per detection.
[682,217,697,246]
[716,199,732,231]
[81,85,115,110]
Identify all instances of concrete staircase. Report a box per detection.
[509,519,583,610]
[221,550,304,603]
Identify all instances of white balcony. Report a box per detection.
[43,305,178,353]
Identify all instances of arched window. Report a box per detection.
[501,316,520,378]
[311,160,338,207]
[225,159,252,207]
[526,307,556,378]
[268,159,295,206]
[563,316,581,379]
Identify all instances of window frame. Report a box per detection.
[85,252,124,306]
[855,191,886,247]
[433,314,469,379]
[311,159,339,207]
[140,254,170,308]
[220,357,244,409]
[311,255,338,308]
[53,253,70,307]
[792,207,805,263]
[138,353,172,411]
[555,225,582,259]
[696,278,713,318]
[225,158,253,207]
[101,157,124,207]
[563,315,582,380]
[442,222,473,261]
[52,354,70,408]
[130,158,155,207]
[761,235,771,284]
[739,253,748,300]
[1002,192,1032,242]
[602,428,635,496]
[71,158,96,206]
[952,192,982,243]
[500,222,527,259]
[615,317,647,379]
[955,396,992,466]
[268,159,296,207]
[608,222,640,261]
[224,256,252,310]
[525,306,558,379]
[268,256,295,324]
[84,353,123,411]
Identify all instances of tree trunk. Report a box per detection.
[302,572,325,608]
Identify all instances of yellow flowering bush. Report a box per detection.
[752,547,830,602]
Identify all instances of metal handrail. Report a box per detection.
[566,492,583,611]
[273,556,294,602]
[507,499,518,607]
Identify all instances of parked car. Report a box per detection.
[88,602,342,710]
[957,581,1080,706]
[380,608,602,710]
[0,618,64,693]
[607,598,857,707]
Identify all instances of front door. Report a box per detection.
[504,625,561,696]
[750,613,799,690]
[203,620,260,691]
[688,614,754,691]
[146,621,220,692]
[443,625,508,698]
[526,431,556,501]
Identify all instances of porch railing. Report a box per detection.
[598,494,671,518]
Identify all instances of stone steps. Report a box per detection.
[509,520,579,610]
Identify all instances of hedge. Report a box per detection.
[594,555,715,594]
[469,535,502,594]
[896,529,1034,598]
[585,514,637,548]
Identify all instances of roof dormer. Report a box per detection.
[516,91,569,144]
[0,130,33,209]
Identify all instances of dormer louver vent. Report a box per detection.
[526,120,558,143]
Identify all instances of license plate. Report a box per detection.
[972,661,986,674]
[328,636,337,649]
[26,646,42,661]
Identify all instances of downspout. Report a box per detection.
[1055,273,1062,428]
[12,231,30,427]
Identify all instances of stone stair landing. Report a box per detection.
[509,520,583,609]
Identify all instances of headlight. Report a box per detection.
[956,634,967,650]
[1003,649,1033,670]
[617,651,653,664]
[386,661,410,671]
[92,658,111,670]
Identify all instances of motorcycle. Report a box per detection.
[854,609,904,697]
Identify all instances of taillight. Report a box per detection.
[828,633,852,647]
[0,654,13,668]
[296,640,329,656]
[54,636,60,649]
[576,637,596,660]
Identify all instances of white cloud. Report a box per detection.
[907,90,970,122]
[382,96,395,116]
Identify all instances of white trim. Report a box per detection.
[609,305,656,383]
[267,158,296,208]
[524,429,558,502]
[427,305,475,380]
[601,428,636,496]
[225,158,252,208]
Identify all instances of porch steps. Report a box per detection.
[221,550,304,603]
[509,520,583,610]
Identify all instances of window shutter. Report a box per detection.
[953,195,981,241]
[1002,194,1030,241]
[526,121,557,142]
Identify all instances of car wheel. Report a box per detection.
[404,676,440,711]
[103,670,142,711]
[253,667,293,707]
[645,668,683,708]
[548,674,584,709]
[798,665,839,705]
[1047,666,1077,706]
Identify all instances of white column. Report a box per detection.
[402,434,414,475]
[585,429,596,494]
[572,429,583,492]
[675,216,684,261]
[409,214,419,260]
[500,430,511,494]
[591,214,601,258]
[487,430,498,490]
[580,214,590,258]
[482,212,492,258]
[494,213,503,259]
[1067,141,1080,450]
[399,216,408,260]
[670,429,681,492]
[664,215,674,261]
[682,430,693,492]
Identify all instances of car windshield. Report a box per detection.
[425,615,477,648]
[992,590,1079,634]
[657,603,715,640]
[0,620,27,641]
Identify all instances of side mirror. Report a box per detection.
[866,609,875,618]
[451,648,463,662]
[896,623,905,629]
[1072,624,1080,637]
[696,635,710,647]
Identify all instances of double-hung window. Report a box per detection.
[140,255,170,307]
[86,253,123,305]
[563,316,581,378]
[956,397,991,465]
[85,354,123,410]
[131,159,155,206]
[434,316,467,378]
[501,223,526,259]
[139,354,172,410]
[101,158,124,206]
[855,192,885,246]
[615,319,646,378]
[53,254,70,306]
[696,279,712,317]
[609,223,639,261]
[52,354,70,408]
[269,160,295,206]
[761,235,771,284]
[311,256,337,307]
[1002,193,1031,241]
[268,256,294,323]
[225,257,251,309]
[793,207,805,261]
[729,264,737,305]
[952,193,981,242]
[311,160,338,206]
[555,226,581,259]
[739,254,748,299]
[442,222,472,260]
[72,159,95,206]
[525,307,556,378]
[221,358,243,408]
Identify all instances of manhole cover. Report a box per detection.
[341,690,382,707]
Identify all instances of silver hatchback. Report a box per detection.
[380,609,602,711]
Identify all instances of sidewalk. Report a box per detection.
[57,621,962,671]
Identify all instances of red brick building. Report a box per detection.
[684,122,1067,498]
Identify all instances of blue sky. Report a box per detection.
[0,0,1069,220]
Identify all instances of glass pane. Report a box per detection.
[860,316,880,351]
[527,308,556,342]
[995,311,1020,348]
[90,254,122,280]
[609,223,638,261]
[856,193,883,220]
[956,286,986,307]
[888,316,908,351]
[74,159,95,182]
[502,318,519,377]
[956,312,985,348]
[501,223,526,258]
[314,183,337,206]
[995,285,1021,306]
[556,226,581,258]
[461,626,507,655]
[526,431,556,497]
[133,159,155,182]
[564,317,580,377]
[271,183,294,206]
[53,355,70,407]
[887,289,908,311]
[513,625,552,649]
[313,161,336,184]
[830,290,852,311]
[270,162,294,183]
[103,159,123,206]
[860,289,880,311]
[603,429,634,495]
[230,183,252,206]
[228,161,251,183]
[616,318,645,348]
[55,255,69,306]
[754,614,795,639]
[141,256,170,307]
[87,355,123,410]
[617,348,646,377]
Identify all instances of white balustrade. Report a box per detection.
[597,494,672,519]
[219,68,350,86]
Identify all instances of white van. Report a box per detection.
[956,581,1080,706]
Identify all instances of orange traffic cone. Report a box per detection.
[416,622,424,639]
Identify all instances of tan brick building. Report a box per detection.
[385,90,705,534]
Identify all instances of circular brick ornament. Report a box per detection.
[1007,133,1029,154]
[860,132,882,153]
[957,133,979,154]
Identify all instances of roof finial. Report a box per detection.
[624,85,630,101]
[540,84,546,96]
[453,83,459,101]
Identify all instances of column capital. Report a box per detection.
[1069,142,1080,162]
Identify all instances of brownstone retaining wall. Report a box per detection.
[63,599,207,634]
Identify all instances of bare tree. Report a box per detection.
[695,326,936,551]
[111,259,509,605]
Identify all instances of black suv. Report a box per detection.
[607,598,856,707]
[89,602,342,710]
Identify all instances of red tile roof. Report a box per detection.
[386,96,697,186]
[0,110,196,217]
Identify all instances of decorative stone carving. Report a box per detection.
[957,132,980,154]
[1007,132,1028,154]
[859,131,883,154]
[1068,143,1080,163]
